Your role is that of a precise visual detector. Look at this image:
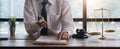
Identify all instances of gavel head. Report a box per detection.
[76,29,81,34]
[76,29,86,35]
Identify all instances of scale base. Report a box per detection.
[99,36,106,40]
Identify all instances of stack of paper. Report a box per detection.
[33,36,68,45]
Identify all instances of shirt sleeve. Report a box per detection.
[24,0,41,35]
[60,0,74,35]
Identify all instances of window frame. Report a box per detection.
[0,0,120,31]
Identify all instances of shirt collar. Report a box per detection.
[47,0,54,5]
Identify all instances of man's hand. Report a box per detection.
[36,16,47,28]
[57,32,70,40]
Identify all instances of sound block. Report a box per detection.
[72,34,88,39]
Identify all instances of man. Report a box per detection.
[24,0,74,40]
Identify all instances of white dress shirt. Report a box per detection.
[24,0,74,35]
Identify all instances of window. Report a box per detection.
[0,0,25,18]
[69,0,83,18]
[0,0,83,18]
[0,0,10,18]
[87,0,120,35]
[0,22,27,35]
[87,0,120,18]
[0,0,120,38]
[11,0,25,18]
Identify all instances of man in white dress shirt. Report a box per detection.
[24,0,74,40]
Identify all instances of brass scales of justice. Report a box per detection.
[87,7,116,40]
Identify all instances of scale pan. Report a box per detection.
[105,29,115,33]
[88,32,101,35]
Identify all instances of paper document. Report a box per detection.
[33,36,67,45]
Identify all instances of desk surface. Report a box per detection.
[0,33,120,47]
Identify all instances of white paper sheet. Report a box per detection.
[33,36,67,45]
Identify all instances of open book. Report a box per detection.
[33,36,68,45]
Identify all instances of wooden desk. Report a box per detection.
[0,33,120,48]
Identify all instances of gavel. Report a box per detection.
[72,29,88,39]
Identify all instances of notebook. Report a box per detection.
[33,36,68,45]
